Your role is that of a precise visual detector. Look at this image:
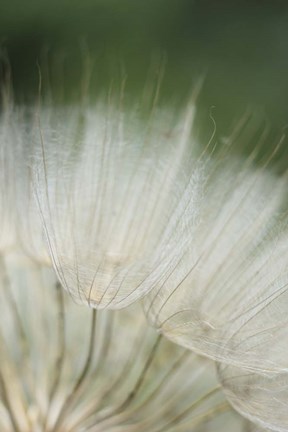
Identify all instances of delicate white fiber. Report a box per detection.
[0,106,19,252]
[218,361,288,432]
[0,106,50,263]
[33,103,203,309]
[144,156,288,375]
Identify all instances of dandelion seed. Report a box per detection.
[143,153,288,376]
[32,102,203,309]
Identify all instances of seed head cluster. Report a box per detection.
[0,96,287,431]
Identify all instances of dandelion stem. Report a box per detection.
[172,402,230,432]
[52,308,97,431]
[43,281,66,431]
[0,372,21,432]
[154,385,221,432]
[94,334,162,427]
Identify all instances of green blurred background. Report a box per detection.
[1,0,288,148]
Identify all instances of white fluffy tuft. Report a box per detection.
[32,103,203,309]
[144,156,288,376]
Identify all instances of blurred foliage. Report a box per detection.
[1,0,288,162]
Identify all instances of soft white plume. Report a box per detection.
[218,361,288,432]
[33,103,203,309]
[144,156,288,375]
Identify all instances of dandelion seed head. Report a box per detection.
[1,93,286,431]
